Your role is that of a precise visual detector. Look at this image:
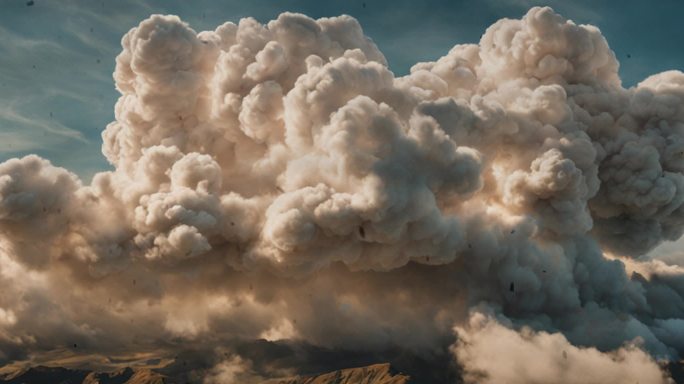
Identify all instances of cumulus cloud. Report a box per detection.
[454,311,672,384]
[202,354,264,384]
[0,5,683,382]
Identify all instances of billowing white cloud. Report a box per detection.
[0,6,683,381]
[454,311,672,384]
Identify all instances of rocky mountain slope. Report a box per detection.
[0,363,410,384]
[269,363,410,384]
[0,366,165,384]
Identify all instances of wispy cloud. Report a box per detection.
[0,102,87,143]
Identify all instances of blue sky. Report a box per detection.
[1,0,683,181]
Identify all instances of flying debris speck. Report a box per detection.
[510,229,515,234]
[509,282,515,292]
[627,53,632,59]
[358,226,365,238]
[26,0,34,6]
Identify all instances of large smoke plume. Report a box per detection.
[1,6,683,383]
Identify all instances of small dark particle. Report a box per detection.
[90,27,94,33]
[362,2,366,7]
[230,222,235,226]
[509,282,515,292]
[32,65,36,69]
[468,243,472,249]
[358,226,365,238]
[73,343,77,348]
[426,256,430,262]
[249,283,253,290]
[510,229,515,234]
[542,269,547,273]
[42,207,47,212]
[26,0,34,6]
[96,59,101,64]
[626,53,631,59]
[133,279,136,285]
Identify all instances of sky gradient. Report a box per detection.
[1,0,683,181]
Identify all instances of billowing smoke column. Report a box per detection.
[1,6,684,383]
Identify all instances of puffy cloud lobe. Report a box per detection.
[477,7,620,87]
[0,156,80,268]
[453,311,671,384]
[589,71,684,255]
[0,155,78,224]
[1,6,684,382]
[504,148,593,234]
[202,355,265,384]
